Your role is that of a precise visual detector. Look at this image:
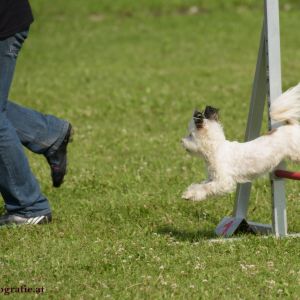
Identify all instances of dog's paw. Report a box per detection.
[182,186,207,202]
[182,189,194,200]
[186,183,201,191]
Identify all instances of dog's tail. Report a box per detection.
[270,83,300,124]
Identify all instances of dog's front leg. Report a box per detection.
[182,181,232,201]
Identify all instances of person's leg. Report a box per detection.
[6,100,73,187]
[6,100,69,156]
[0,30,51,219]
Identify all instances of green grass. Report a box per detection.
[1,0,300,299]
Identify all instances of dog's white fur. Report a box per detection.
[181,83,300,201]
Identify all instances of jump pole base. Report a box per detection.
[215,217,272,238]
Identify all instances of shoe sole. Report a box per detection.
[52,124,73,188]
[67,124,74,143]
[0,214,52,227]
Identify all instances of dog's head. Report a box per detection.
[181,105,223,156]
[193,106,219,129]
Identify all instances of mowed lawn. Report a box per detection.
[1,0,300,299]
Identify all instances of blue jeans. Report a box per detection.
[0,29,69,217]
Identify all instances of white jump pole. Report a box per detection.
[215,0,288,238]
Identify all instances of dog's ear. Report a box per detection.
[193,110,204,129]
[204,106,219,121]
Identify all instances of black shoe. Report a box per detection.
[46,123,73,188]
[0,213,52,226]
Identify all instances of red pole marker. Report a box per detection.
[274,170,300,181]
[221,220,235,236]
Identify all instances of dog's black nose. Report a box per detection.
[193,110,204,128]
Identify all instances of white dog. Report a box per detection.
[181,83,300,201]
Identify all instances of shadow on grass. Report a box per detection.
[156,225,216,242]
